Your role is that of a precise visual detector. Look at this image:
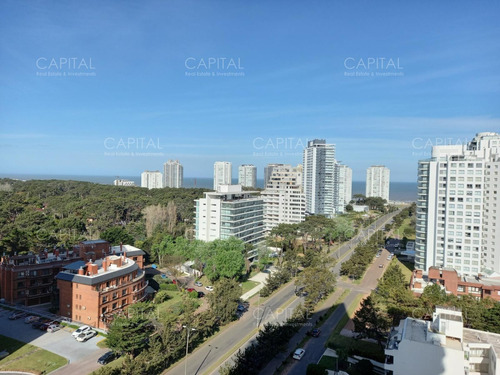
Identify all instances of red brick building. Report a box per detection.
[56,248,146,330]
[411,267,500,302]
[0,249,82,306]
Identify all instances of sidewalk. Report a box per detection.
[240,270,272,301]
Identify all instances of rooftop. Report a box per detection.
[57,256,140,286]
[463,328,500,358]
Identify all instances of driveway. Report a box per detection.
[0,309,104,366]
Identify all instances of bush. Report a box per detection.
[154,290,171,304]
[188,290,198,298]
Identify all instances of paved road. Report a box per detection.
[283,213,400,375]
[164,282,303,375]
[164,210,399,375]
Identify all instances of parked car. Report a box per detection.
[76,330,97,342]
[47,323,61,333]
[194,281,203,287]
[8,311,26,320]
[205,286,214,291]
[293,348,306,360]
[197,291,205,298]
[186,288,195,293]
[237,304,246,312]
[32,319,50,329]
[40,321,55,331]
[72,325,92,338]
[24,315,39,324]
[97,351,118,365]
[307,329,321,337]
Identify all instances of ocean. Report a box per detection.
[0,174,417,202]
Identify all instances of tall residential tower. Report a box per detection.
[213,161,232,190]
[303,139,337,218]
[415,132,500,277]
[366,165,390,201]
[141,170,163,189]
[238,164,257,188]
[163,160,183,188]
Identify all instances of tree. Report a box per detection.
[202,238,245,281]
[207,278,242,325]
[296,261,336,311]
[101,226,134,245]
[353,296,390,347]
[106,316,151,357]
[143,204,168,237]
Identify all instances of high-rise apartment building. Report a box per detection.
[264,164,284,187]
[163,160,183,188]
[336,164,352,213]
[366,165,390,201]
[213,161,232,190]
[303,139,337,218]
[141,170,163,189]
[262,165,305,232]
[238,164,257,188]
[195,185,264,247]
[415,132,500,277]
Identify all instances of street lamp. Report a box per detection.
[182,325,196,375]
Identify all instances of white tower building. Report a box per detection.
[415,132,500,277]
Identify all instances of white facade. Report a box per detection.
[213,161,232,190]
[385,306,500,375]
[264,164,284,187]
[261,164,305,232]
[141,170,163,189]
[238,164,257,188]
[366,165,390,201]
[163,160,183,188]
[336,164,352,214]
[113,179,135,187]
[415,132,500,277]
[195,184,264,246]
[303,139,337,218]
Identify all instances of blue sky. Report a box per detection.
[1,0,499,182]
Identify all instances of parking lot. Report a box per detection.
[0,307,104,364]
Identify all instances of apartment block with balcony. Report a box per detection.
[0,249,82,306]
[261,164,305,232]
[56,252,146,330]
[415,132,500,277]
[195,184,264,255]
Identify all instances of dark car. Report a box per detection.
[32,319,50,329]
[97,351,118,365]
[197,291,205,298]
[39,321,54,331]
[307,328,321,337]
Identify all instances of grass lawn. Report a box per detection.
[394,217,415,240]
[155,291,197,318]
[240,280,259,295]
[0,334,67,375]
[394,258,413,283]
[318,355,337,370]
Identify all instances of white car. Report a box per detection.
[205,286,214,291]
[293,348,305,360]
[72,325,91,338]
[76,330,97,342]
